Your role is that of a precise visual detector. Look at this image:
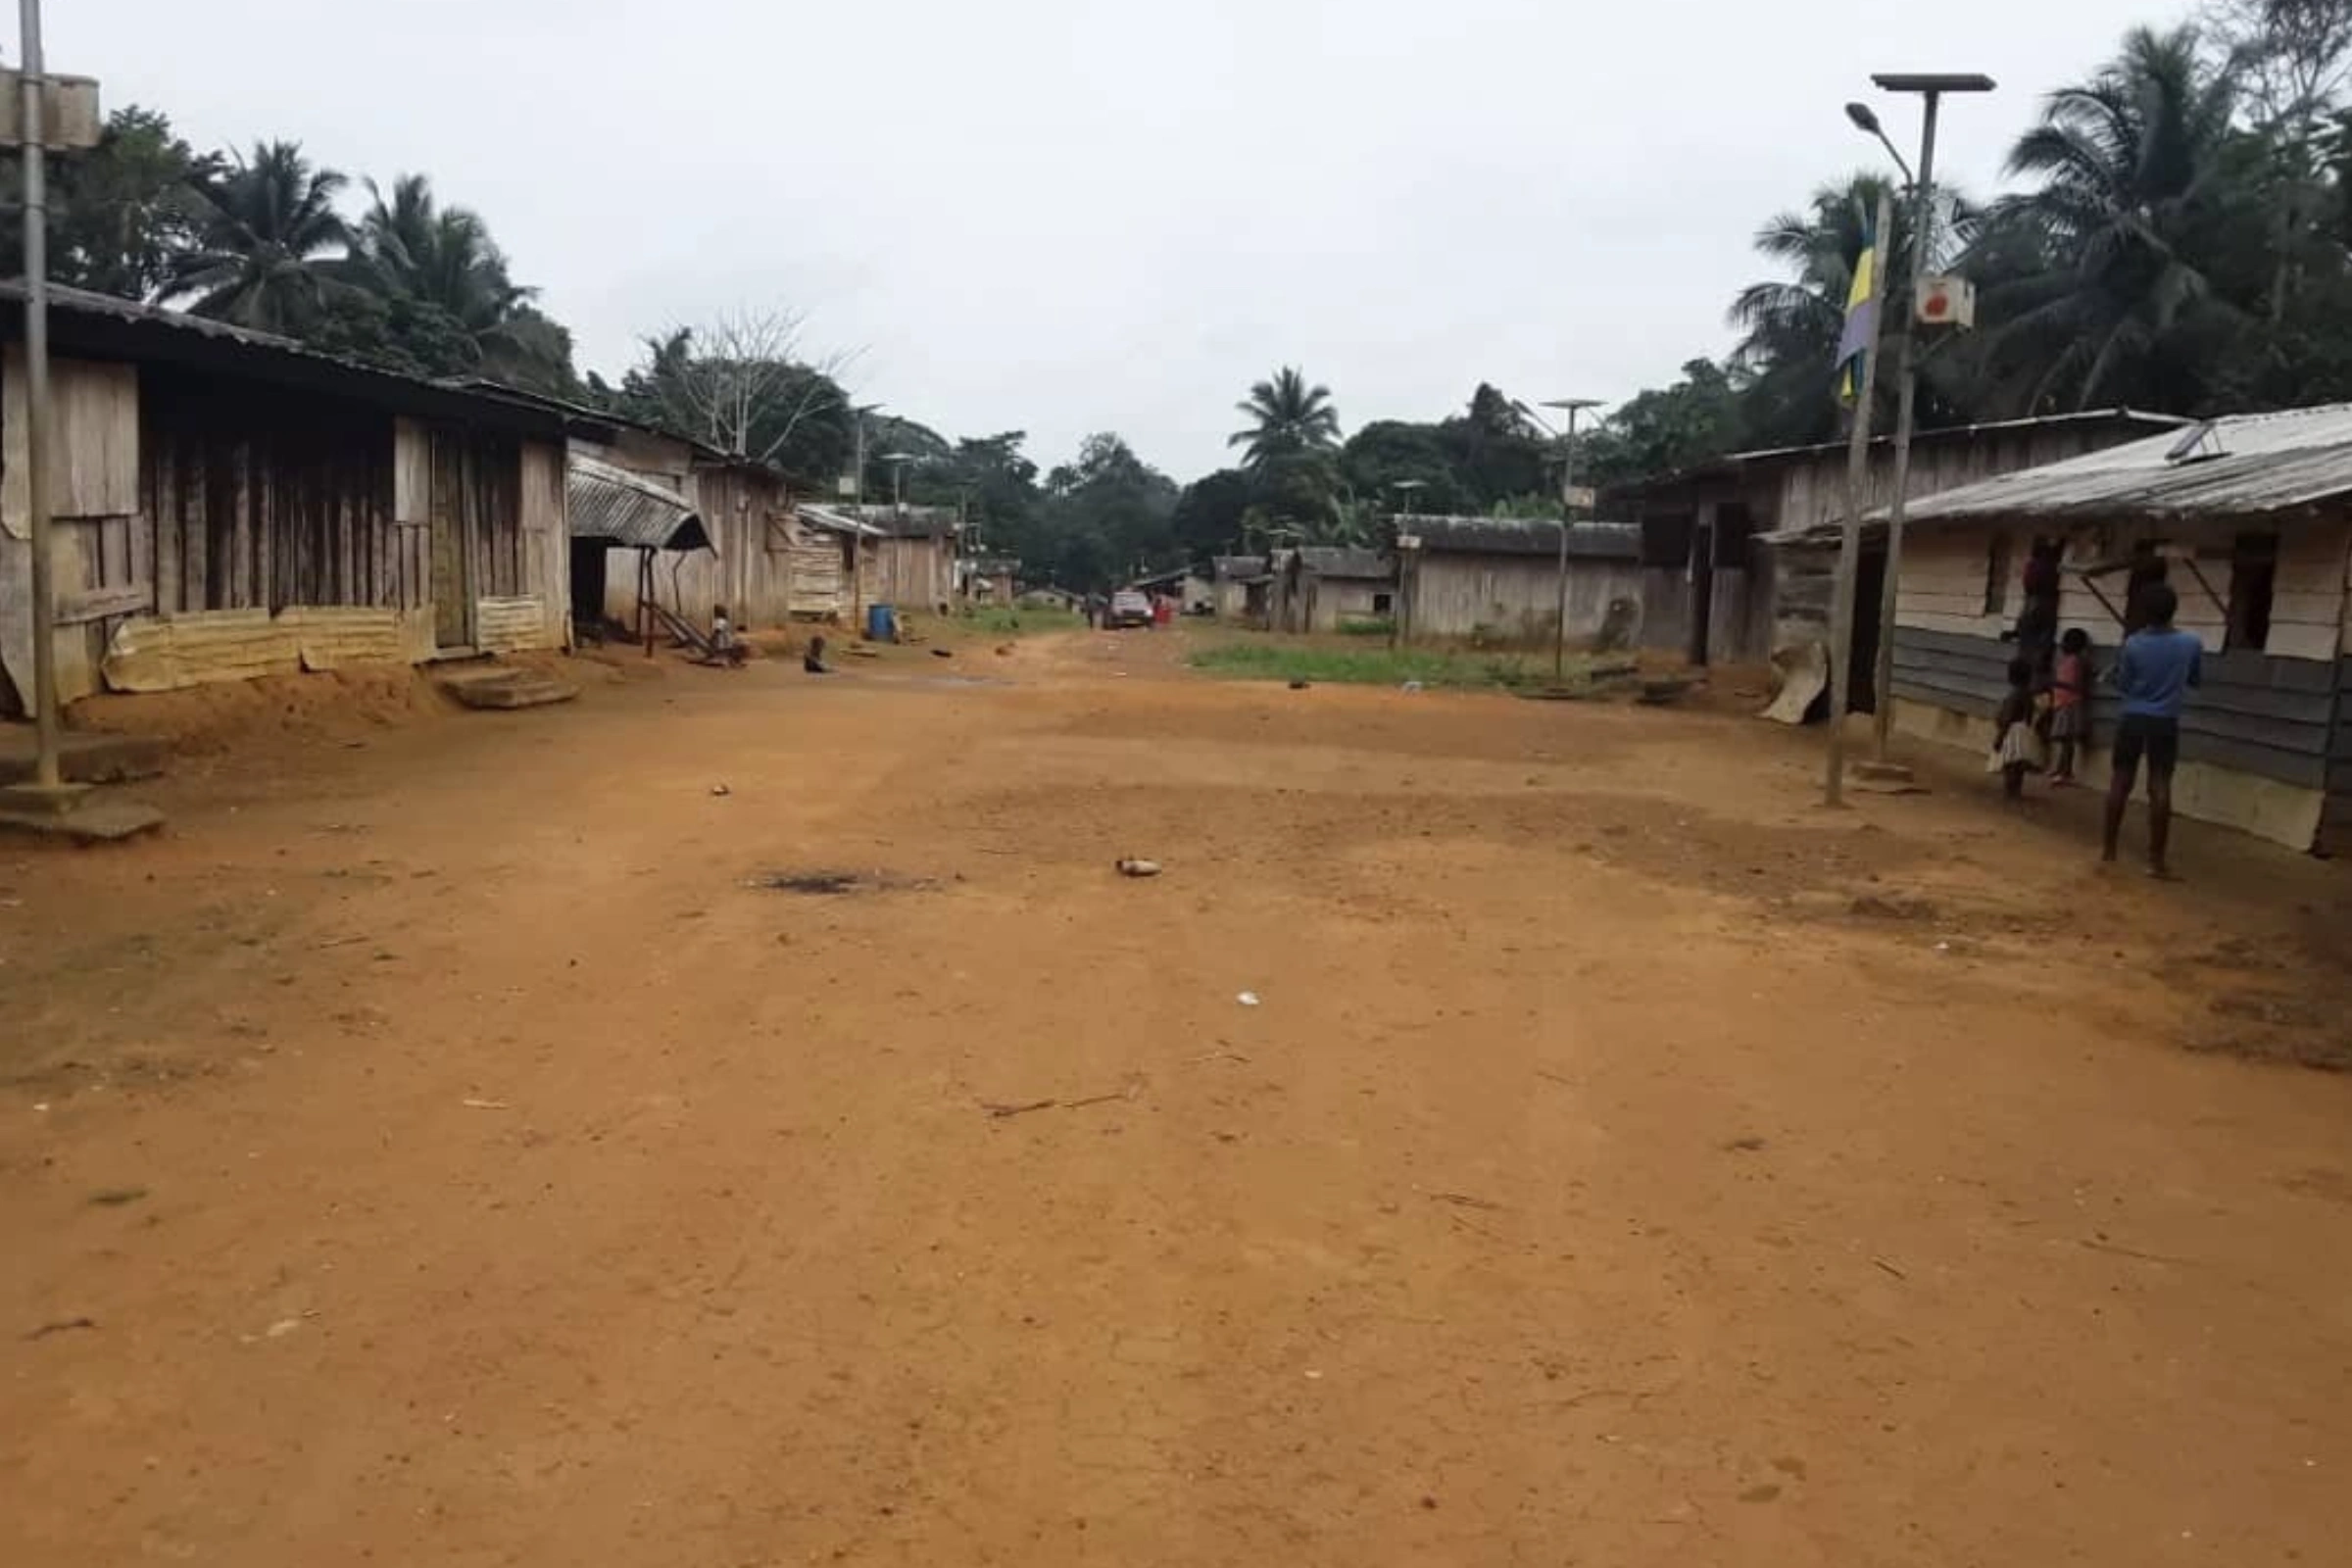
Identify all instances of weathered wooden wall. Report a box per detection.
[1896,517,2350,657]
[1404,553,1642,647]
[1771,425,2143,537]
[519,439,567,649]
[146,369,407,618]
[867,535,954,612]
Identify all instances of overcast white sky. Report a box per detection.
[75,0,2174,479]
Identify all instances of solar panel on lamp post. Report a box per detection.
[1540,400,1603,681]
[1858,73,1994,774]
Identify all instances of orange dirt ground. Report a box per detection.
[3,629,2349,1566]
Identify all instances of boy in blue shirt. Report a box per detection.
[2102,582,2202,878]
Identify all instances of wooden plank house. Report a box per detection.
[0,285,570,707]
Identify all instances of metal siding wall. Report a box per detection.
[1891,625,2337,788]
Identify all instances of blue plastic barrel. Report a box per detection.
[865,604,897,643]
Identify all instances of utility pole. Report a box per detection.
[18,0,57,792]
[1541,399,1602,681]
[1825,185,1895,808]
[1850,74,1993,768]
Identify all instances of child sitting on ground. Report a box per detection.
[1990,655,2042,802]
[2047,628,2092,786]
[707,606,748,667]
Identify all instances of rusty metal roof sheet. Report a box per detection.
[1606,408,2187,498]
[1295,547,1393,580]
[1396,515,1641,560]
[797,504,889,539]
[567,457,709,550]
[1,281,569,437]
[1894,403,2352,525]
[827,503,959,538]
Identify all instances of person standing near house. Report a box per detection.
[2047,628,2093,787]
[2102,583,2201,878]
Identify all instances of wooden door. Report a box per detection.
[429,431,471,650]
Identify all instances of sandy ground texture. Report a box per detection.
[4,628,2350,1567]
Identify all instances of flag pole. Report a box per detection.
[1825,185,1894,808]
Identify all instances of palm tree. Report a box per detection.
[167,141,348,334]
[1981,25,2246,412]
[1727,172,1911,444]
[348,173,564,388]
[1229,367,1341,467]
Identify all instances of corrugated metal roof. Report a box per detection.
[567,457,709,550]
[1,282,567,436]
[1396,515,1641,560]
[1608,408,2188,497]
[1892,404,2352,525]
[1295,547,1393,579]
[797,504,889,539]
[828,503,959,538]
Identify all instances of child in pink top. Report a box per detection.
[2048,628,2091,786]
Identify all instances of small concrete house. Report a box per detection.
[1393,515,1643,648]
[1877,405,2352,853]
[1269,547,1395,633]
[0,285,570,707]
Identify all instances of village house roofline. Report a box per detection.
[824,503,961,538]
[1760,401,2352,545]
[0,279,571,440]
[1606,408,2189,500]
[1393,515,1642,561]
[1882,402,2352,527]
[1288,546,1393,579]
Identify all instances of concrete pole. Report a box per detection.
[20,0,60,790]
[1552,406,1584,682]
[1871,92,1941,762]
[1825,185,1896,808]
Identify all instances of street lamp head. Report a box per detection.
[1870,73,1995,95]
[1845,101,1883,135]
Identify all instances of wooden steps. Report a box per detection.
[434,665,579,711]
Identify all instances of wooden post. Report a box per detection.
[1826,185,1896,807]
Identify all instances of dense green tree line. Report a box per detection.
[1183,7,2352,556]
[27,8,2352,590]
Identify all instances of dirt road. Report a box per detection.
[5,630,2349,1566]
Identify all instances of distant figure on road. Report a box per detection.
[804,633,832,675]
[2103,583,2201,878]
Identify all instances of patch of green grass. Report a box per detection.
[1188,639,1557,690]
[961,606,1084,636]
[1335,615,1397,637]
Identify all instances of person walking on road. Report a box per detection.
[2102,582,2201,879]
